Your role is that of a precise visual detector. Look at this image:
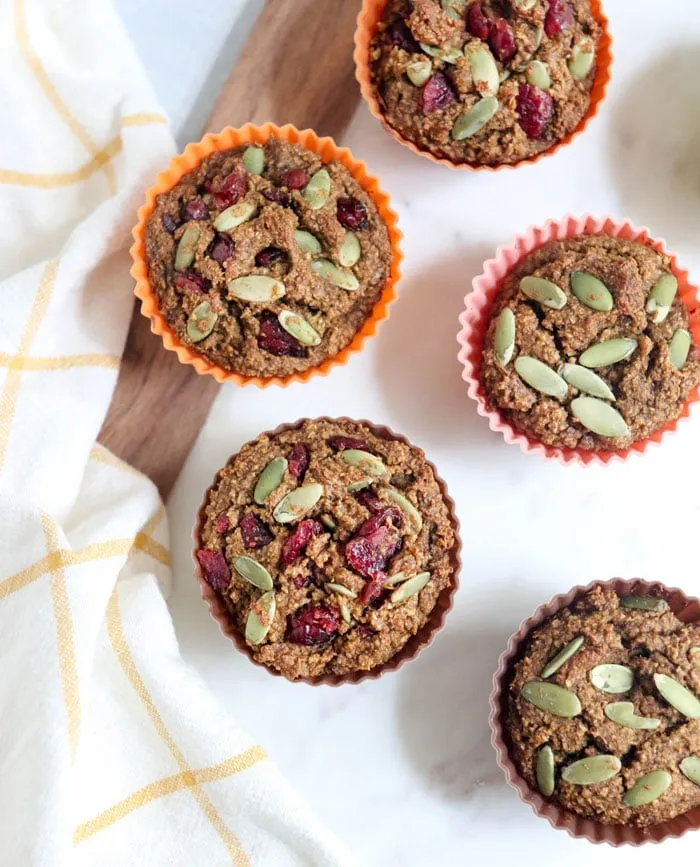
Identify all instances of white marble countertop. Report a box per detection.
[115,0,700,862]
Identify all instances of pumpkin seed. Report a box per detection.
[669,328,691,370]
[560,364,615,401]
[294,229,323,255]
[339,232,361,268]
[385,571,408,586]
[646,274,678,324]
[242,145,265,175]
[228,274,286,303]
[526,60,550,90]
[186,301,217,342]
[311,259,360,291]
[326,582,357,598]
[347,479,372,492]
[568,46,595,79]
[233,556,273,591]
[384,487,423,532]
[536,746,555,797]
[174,225,200,271]
[590,664,634,694]
[570,396,630,438]
[341,449,386,476]
[278,310,321,346]
[273,483,324,524]
[515,356,568,398]
[245,590,276,644]
[562,755,621,786]
[467,46,499,97]
[213,199,257,231]
[451,97,499,140]
[605,702,661,731]
[570,272,614,312]
[340,602,352,625]
[521,682,582,718]
[513,0,536,9]
[654,673,700,719]
[406,57,432,87]
[320,513,337,532]
[254,456,288,505]
[499,69,511,83]
[420,43,462,64]
[441,0,466,14]
[391,571,430,604]
[541,636,584,679]
[494,308,516,366]
[620,595,668,613]
[624,770,672,807]
[302,168,331,210]
[579,338,637,368]
[519,276,567,310]
[680,756,700,786]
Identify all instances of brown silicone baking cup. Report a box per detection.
[131,123,403,387]
[354,0,612,170]
[193,417,462,686]
[489,577,700,845]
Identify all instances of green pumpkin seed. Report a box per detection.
[541,636,585,679]
[320,513,337,532]
[654,673,700,719]
[680,756,700,786]
[341,449,386,477]
[536,746,555,797]
[311,259,360,292]
[560,364,615,401]
[624,770,672,807]
[568,46,595,79]
[339,232,361,268]
[242,145,265,175]
[620,595,668,613]
[384,487,423,532]
[521,682,582,718]
[273,483,324,524]
[294,229,323,255]
[302,168,331,210]
[605,702,661,731]
[347,479,372,492]
[562,755,621,786]
[513,0,536,9]
[494,308,516,366]
[233,556,273,591]
[669,328,691,370]
[174,225,200,271]
[570,272,614,312]
[441,0,466,13]
[340,602,353,625]
[646,274,678,324]
[579,338,637,368]
[570,396,630,438]
[451,97,499,140]
[213,199,257,231]
[420,43,462,64]
[406,57,432,87]
[278,310,321,346]
[590,664,634,694]
[254,456,288,505]
[326,582,357,598]
[245,590,276,644]
[228,275,286,303]
[519,276,567,310]
[499,69,511,83]
[467,46,499,97]
[385,571,407,586]
[526,60,550,90]
[186,301,218,342]
[391,571,430,604]
[515,356,568,398]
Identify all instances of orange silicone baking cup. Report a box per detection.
[490,577,700,845]
[192,417,462,686]
[354,0,612,170]
[457,215,700,465]
[130,124,403,387]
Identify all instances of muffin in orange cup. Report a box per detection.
[131,124,402,387]
[354,0,612,170]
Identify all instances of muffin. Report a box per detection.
[368,0,602,166]
[143,137,393,378]
[480,234,700,451]
[506,585,700,827]
[194,418,460,682]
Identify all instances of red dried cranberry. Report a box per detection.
[287,603,340,645]
[212,170,247,209]
[173,272,209,293]
[181,197,209,221]
[162,213,179,233]
[239,513,274,549]
[345,537,385,579]
[257,311,306,357]
[388,17,419,52]
[255,246,288,268]
[281,519,323,567]
[357,506,402,537]
[356,624,375,639]
[215,513,230,534]
[209,234,234,264]
[544,0,574,37]
[288,443,310,481]
[421,72,457,115]
[488,18,516,62]
[467,3,490,39]
[262,187,291,207]
[280,168,309,190]
[360,576,386,606]
[353,490,385,512]
[195,549,230,591]
[328,435,371,452]
[336,197,368,231]
[292,573,310,590]
[516,83,554,138]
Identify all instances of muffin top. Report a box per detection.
[144,139,392,377]
[507,585,700,827]
[195,419,458,681]
[481,235,700,451]
[369,0,601,166]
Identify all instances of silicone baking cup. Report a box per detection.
[354,0,612,170]
[457,215,700,464]
[490,577,700,845]
[130,124,403,387]
[193,417,462,686]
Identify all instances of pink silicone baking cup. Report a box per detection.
[489,577,700,845]
[457,215,700,464]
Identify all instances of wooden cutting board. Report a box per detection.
[98,0,364,499]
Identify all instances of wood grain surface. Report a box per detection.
[98,0,364,498]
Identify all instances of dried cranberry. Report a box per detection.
[195,549,230,591]
[356,506,402,537]
[212,170,247,209]
[292,573,310,590]
[209,234,234,264]
[360,576,386,606]
[239,513,274,549]
[288,443,310,481]
[421,72,457,115]
[215,513,230,534]
[257,311,306,357]
[280,168,309,190]
[467,3,490,39]
[162,213,179,233]
[336,197,368,231]
[488,18,516,62]
[287,603,340,645]
[356,625,375,639]
[262,187,291,207]
[345,537,385,579]
[353,490,385,512]
[516,83,554,138]
[328,436,371,452]
[181,197,209,221]
[280,519,323,567]
[544,0,574,37]
[173,272,209,293]
[388,17,419,52]
[255,246,288,268]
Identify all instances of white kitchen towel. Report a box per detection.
[0,2,357,865]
